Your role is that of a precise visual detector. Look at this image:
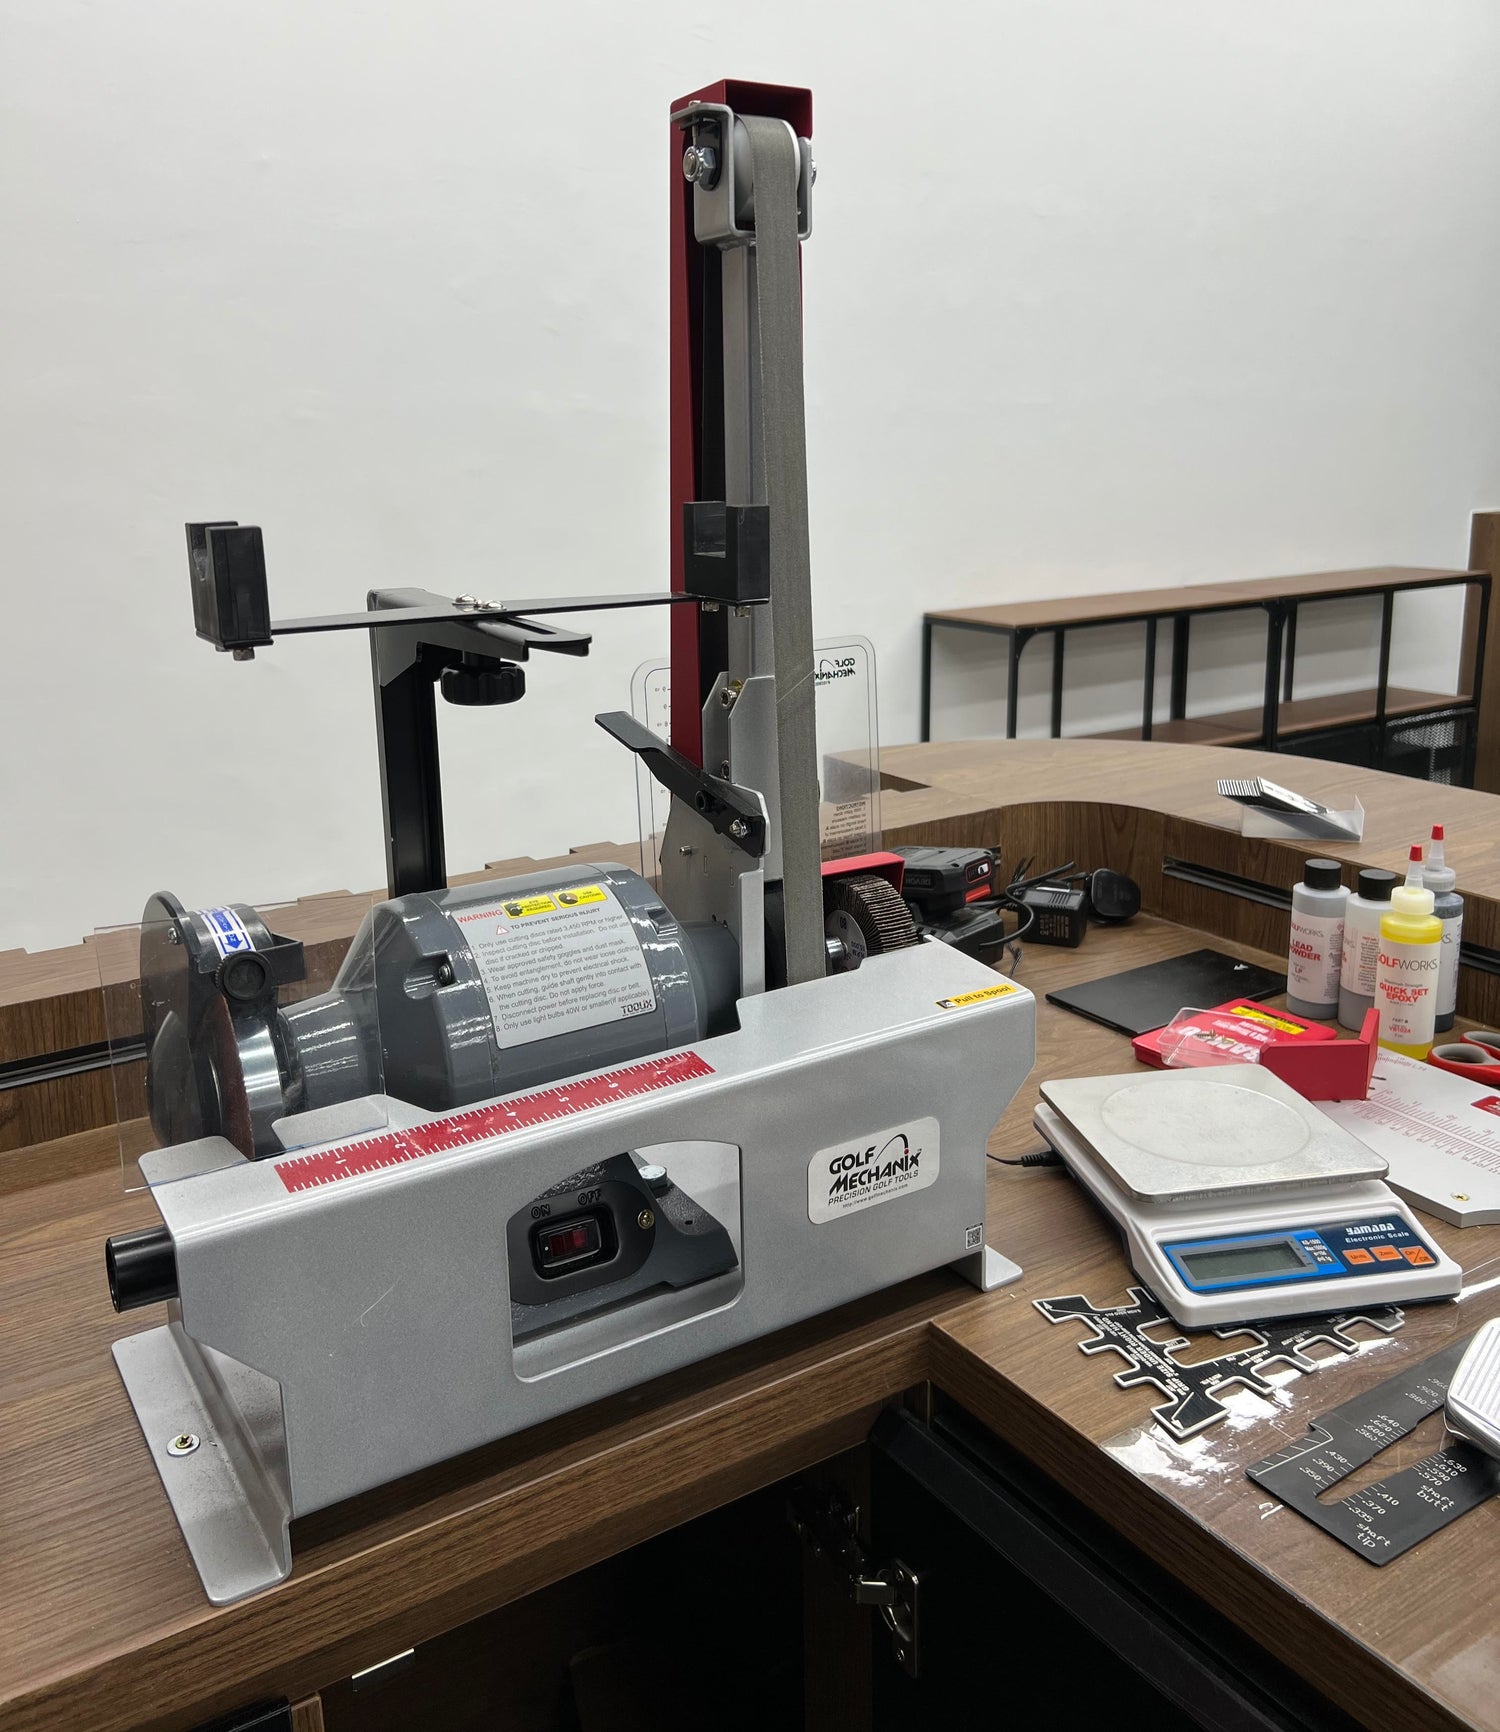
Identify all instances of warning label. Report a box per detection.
[808,1117,939,1224]
[1229,1006,1308,1034]
[936,982,1018,1011]
[453,884,656,1049]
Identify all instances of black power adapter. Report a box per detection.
[1013,863,1140,947]
[1018,882,1090,947]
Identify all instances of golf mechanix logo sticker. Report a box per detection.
[808,1117,939,1224]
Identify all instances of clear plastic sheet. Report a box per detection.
[630,635,883,881]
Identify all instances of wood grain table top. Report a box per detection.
[924,564,1482,631]
[5,743,1500,1732]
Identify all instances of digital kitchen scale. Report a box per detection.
[1035,1065,1462,1327]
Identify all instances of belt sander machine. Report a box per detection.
[104,80,1036,1603]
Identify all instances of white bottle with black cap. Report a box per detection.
[1337,866,1398,1029]
[1286,858,1347,1021]
[1423,825,1464,1034]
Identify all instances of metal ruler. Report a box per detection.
[274,1050,715,1192]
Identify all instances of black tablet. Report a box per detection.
[1044,948,1287,1038]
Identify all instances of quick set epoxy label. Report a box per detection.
[453,884,656,1049]
[808,1117,939,1223]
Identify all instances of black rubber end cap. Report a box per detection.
[106,1226,178,1313]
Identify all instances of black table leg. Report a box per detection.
[1050,629,1065,738]
[920,618,933,742]
[1261,604,1285,752]
[1006,630,1023,739]
[1170,614,1189,721]
[1142,618,1157,741]
[1375,591,1394,726]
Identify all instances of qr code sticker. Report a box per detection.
[964,1224,983,1251]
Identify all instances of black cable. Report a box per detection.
[996,893,1036,947]
[989,1147,1061,1168]
[969,894,1037,952]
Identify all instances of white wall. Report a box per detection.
[3,0,1498,954]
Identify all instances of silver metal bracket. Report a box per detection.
[113,1320,292,1605]
[953,1242,1024,1292]
[788,1486,922,1678]
[671,101,813,246]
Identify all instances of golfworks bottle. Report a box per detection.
[1423,824,1464,1034]
[1286,858,1347,1021]
[1375,845,1442,1057]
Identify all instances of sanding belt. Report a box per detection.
[741,116,823,986]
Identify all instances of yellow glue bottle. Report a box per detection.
[1374,844,1442,1057]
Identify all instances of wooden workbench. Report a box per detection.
[4,740,1500,1732]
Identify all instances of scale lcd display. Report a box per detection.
[1177,1239,1307,1283]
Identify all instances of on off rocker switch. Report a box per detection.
[533,1213,608,1277]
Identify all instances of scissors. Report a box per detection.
[1427,1029,1500,1079]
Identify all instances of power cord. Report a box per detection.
[989,1147,1061,1168]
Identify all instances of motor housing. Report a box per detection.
[140,864,740,1159]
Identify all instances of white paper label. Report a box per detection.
[1288,910,1343,1006]
[808,1117,939,1223]
[452,884,656,1049]
[1437,913,1463,1019]
[1339,912,1382,998]
[1375,939,1441,1047]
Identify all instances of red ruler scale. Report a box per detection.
[275,1051,716,1194]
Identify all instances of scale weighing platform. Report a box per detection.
[1035,1065,1462,1327]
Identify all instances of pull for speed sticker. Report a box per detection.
[808,1117,939,1223]
[936,981,1017,1011]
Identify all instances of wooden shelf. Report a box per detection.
[926,565,1479,633]
[920,549,1491,784]
[1084,686,1470,746]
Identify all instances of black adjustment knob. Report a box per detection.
[216,949,271,1004]
[440,663,526,706]
[106,1226,179,1312]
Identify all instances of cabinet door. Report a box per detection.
[865,1405,1359,1732]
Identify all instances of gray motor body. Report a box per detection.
[144,864,739,1159]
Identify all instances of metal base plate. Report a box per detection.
[113,1323,291,1605]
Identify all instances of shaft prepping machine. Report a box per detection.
[104,79,1036,1604]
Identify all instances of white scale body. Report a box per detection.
[1034,1065,1462,1328]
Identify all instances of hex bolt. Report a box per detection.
[682,142,718,185]
[719,759,731,777]
[167,1432,200,1456]
[435,961,455,986]
[637,1208,655,1230]
[728,818,748,839]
